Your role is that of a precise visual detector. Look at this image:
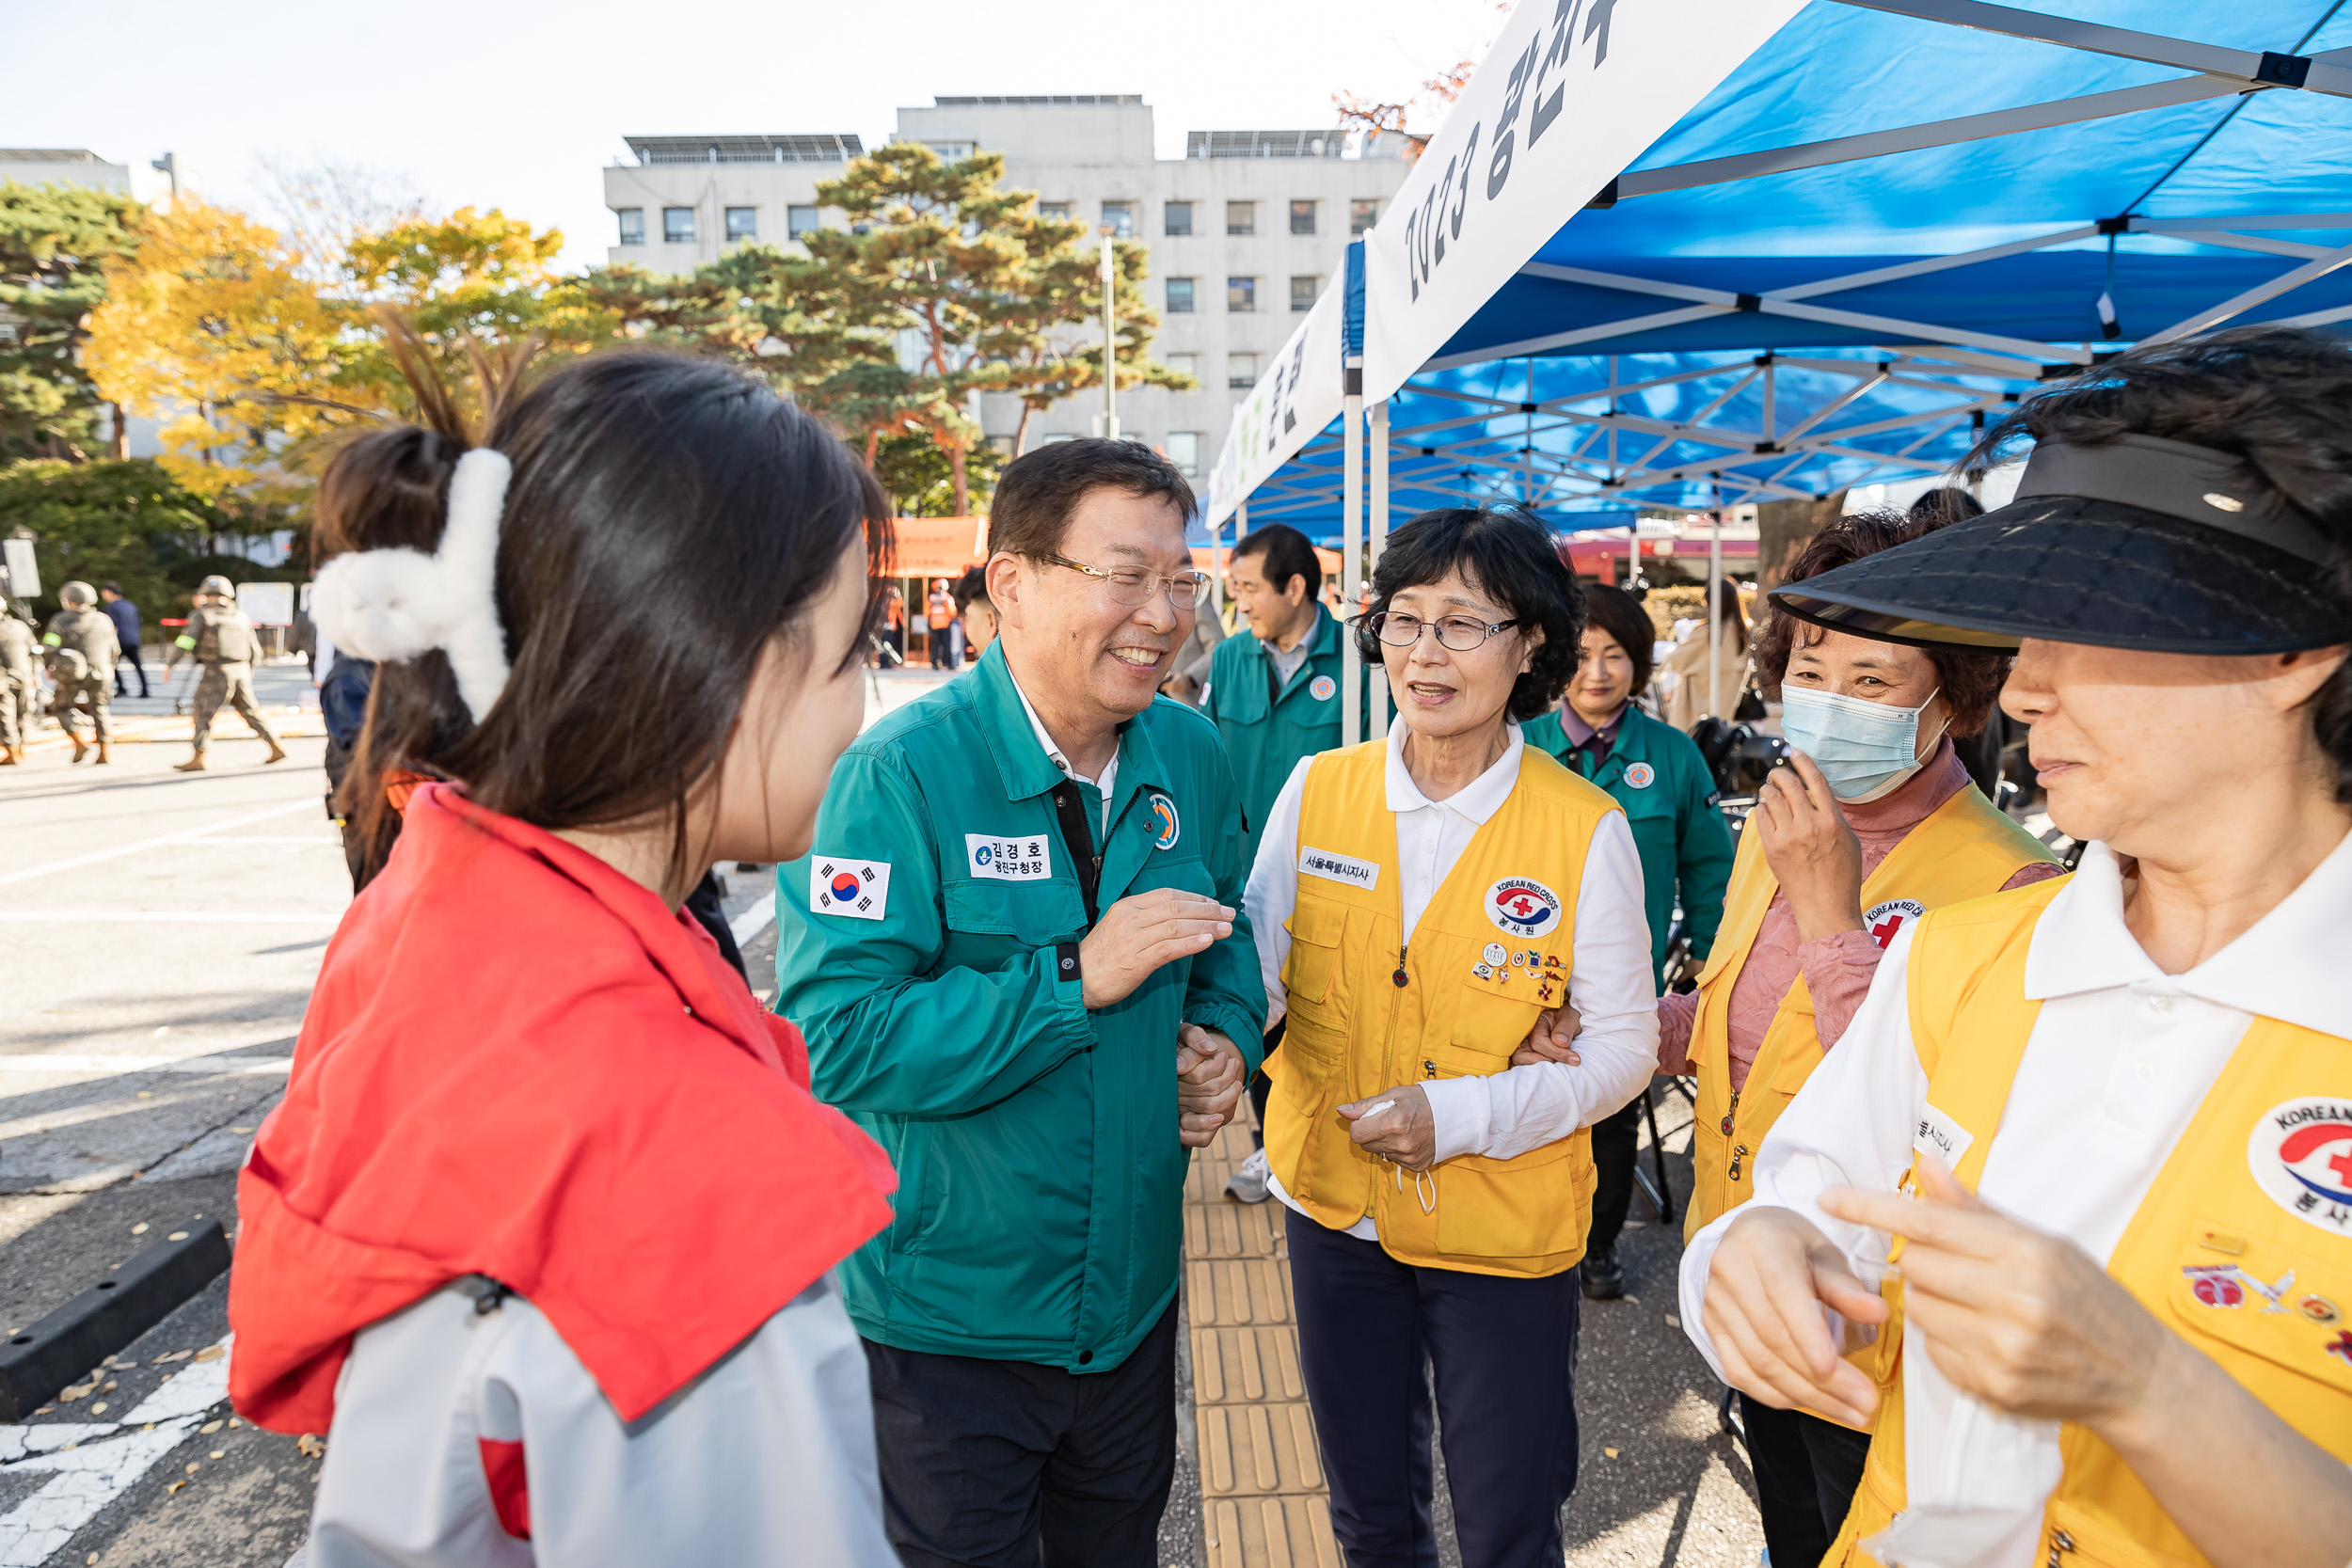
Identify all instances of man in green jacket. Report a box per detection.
[1197,523,1362,1204]
[1520,581,1733,1298]
[777,438,1263,1568]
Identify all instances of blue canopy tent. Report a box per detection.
[1211,0,2352,542]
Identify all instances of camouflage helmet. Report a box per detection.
[197,574,236,599]
[58,580,97,608]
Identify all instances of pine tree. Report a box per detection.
[0,182,143,463]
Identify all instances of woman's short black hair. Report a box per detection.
[1577,582,1656,696]
[1355,505,1585,723]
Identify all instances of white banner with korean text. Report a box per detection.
[1360,0,1804,403]
[1203,285,1343,531]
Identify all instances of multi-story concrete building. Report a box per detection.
[601,97,1412,481]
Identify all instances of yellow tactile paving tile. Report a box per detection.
[1204,1495,1343,1568]
[1185,1118,1340,1568]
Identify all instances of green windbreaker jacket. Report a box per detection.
[775,642,1265,1373]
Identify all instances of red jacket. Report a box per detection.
[230,784,894,1433]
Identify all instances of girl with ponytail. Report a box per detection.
[229,346,902,1564]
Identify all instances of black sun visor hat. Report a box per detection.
[1769,434,2352,655]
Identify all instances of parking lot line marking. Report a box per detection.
[0,800,322,888]
[0,1054,293,1076]
[0,911,342,925]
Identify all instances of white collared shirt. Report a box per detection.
[1247,715,1661,1239]
[1678,831,2352,1567]
[1009,670,1120,834]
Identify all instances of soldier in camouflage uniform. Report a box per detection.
[167,575,287,772]
[0,603,35,765]
[42,580,119,765]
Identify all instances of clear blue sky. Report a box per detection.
[10,0,1500,269]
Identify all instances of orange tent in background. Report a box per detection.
[879,516,990,579]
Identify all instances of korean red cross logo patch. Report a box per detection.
[1863,898,1927,950]
[2248,1098,2352,1237]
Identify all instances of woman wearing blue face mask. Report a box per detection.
[1655,508,2062,1565]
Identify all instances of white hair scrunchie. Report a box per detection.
[310,447,515,723]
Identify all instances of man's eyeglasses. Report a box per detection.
[1040,554,1212,609]
[1365,610,1521,652]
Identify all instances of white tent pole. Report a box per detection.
[1342,356,1365,748]
[1369,396,1391,736]
[1708,483,1724,721]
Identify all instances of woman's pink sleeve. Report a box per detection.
[1656,990,1701,1074]
[1802,930,1885,1049]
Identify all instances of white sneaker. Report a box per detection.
[1225,1147,1271,1204]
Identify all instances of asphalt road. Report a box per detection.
[3,663,1767,1567]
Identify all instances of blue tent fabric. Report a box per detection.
[1220,0,2352,540]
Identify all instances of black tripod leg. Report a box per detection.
[1644,1081,1675,1226]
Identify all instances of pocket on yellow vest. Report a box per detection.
[1282,896,1348,1012]
[1272,1015,1348,1114]
[1446,966,1552,1059]
[2166,1212,2352,1396]
[1433,1134,1589,1259]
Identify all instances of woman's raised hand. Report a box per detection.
[1701,1202,1889,1428]
[1752,751,1866,942]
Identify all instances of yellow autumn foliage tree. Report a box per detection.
[84,201,375,497]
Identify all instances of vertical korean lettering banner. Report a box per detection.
[1204,286,1343,530]
[1360,0,1806,403]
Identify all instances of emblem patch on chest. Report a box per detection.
[1484,876,1562,938]
[811,857,891,919]
[2249,1098,2352,1236]
[1863,898,1927,949]
[1623,761,1655,789]
[1301,847,1379,891]
[1310,674,1337,702]
[1148,793,1181,850]
[967,834,1052,881]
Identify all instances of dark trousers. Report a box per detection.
[1585,1094,1645,1255]
[1248,1020,1282,1148]
[1739,1392,1873,1568]
[862,1303,1178,1568]
[1286,1209,1581,1568]
[113,642,148,699]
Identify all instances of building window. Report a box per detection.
[1350,198,1381,235]
[1228,276,1257,313]
[1167,277,1196,314]
[1166,432,1201,478]
[725,207,758,244]
[1039,200,1073,220]
[984,435,1016,457]
[1226,201,1256,236]
[1101,201,1134,239]
[615,208,644,246]
[1290,200,1317,236]
[1165,353,1198,382]
[925,141,976,163]
[1164,200,1194,237]
[1228,353,1259,388]
[663,207,696,245]
[1290,275,1322,312]
[788,205,821,240]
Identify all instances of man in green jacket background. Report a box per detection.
[777,438,1263,1568]
[1520,580,1734,1298]
[1197,522,1363,1205]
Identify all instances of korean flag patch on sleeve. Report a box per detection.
[811,857,891,920]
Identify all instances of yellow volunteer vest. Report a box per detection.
[1685,784,2055,1243]
[1264,737,1618,1277]
[1830,880,2352,1568]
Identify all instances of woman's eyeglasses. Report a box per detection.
[1365,610,1520,652]
[1041,554,1212,609]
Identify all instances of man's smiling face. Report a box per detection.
[1013,484,1196,725]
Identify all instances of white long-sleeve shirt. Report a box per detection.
[306,1275,898,1568]
[1247,717,1661,1239]
[1678,832,2352,1568]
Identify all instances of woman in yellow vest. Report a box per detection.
[1683,325,2352,1568]
[1245,505,1660,1567]
[1651,509,2062,1565]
